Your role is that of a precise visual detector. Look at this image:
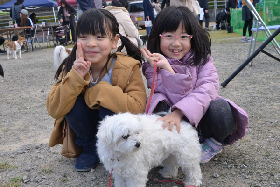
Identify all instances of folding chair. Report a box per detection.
[25,24,41,51]
[41,26,55,48]
[246,0,280,58]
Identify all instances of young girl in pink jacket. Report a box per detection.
[141,6,249,163]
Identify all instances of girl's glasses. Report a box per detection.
[159,34,193,43]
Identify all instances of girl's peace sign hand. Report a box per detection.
[73,43,91,78]
[140,48,175,73]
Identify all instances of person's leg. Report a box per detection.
[216,21,220,30]
[227,14,231,26]
[70,26,76,43]
[248,18,253,37]
[153,101,170,116]
[146,26,152,36]
[65,95,100,171]
[198,99,236,163]
[242,20,250,42]
[199,99,236,143]
[243,20,249,36]
[99,107,115,121]
[204,12,210,29]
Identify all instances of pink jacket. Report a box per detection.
[142,52,249,143]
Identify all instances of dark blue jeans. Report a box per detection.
[65,95,114,147]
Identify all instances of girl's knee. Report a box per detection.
[200,99,237,143]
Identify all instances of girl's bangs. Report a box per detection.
[76,10,112,37]
[159,10,190,34]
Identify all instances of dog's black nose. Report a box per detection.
[135,142,141,148]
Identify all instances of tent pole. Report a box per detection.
[53,7,57,22]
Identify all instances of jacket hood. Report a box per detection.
[105,6,128,13]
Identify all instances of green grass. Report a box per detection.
[0,160,15,170]
[263,151,271,157]
[209,30,242,43]
[139,28,147,36]
[42,169,53,173]
[2,128,9,133]
[6,176,23,187]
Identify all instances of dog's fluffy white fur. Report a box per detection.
[53,45,72,68]
[97,112,202,187]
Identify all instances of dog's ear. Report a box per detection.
[96,116,114,145]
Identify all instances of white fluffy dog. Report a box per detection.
[53,45,72,68]
[97,112,202,187]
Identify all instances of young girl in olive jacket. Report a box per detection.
[46,8,147,172]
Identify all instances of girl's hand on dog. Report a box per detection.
[140,48,175,73]
[158,109,184,133]
[74,43,91,78]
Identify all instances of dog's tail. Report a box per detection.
[0,64,4,78]
[53,45,71,69]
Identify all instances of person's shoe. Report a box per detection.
[0,49,6,54]
[75,144,100,172]
[205,27,211,31]
[201,137,223,164]
[247,37,252,42]
[241,37,248,43]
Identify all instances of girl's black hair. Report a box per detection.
[147,6,211,66]
[112,0,129,10]
[60,0,70,9]
[55,8,143,81]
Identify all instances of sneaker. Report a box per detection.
[205,27,211,31]
[201,137,223,164]
[247,37,252,42]
[241,37,248,43]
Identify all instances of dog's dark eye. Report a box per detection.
[122,135,130,139]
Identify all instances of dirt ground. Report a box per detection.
[0,30,279,187]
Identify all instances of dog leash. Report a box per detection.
[145,61,159,114]
[148,174,195,187]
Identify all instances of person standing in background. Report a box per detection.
[57,0,77,44]
[105,0,141,51]
[10,0,25,26]
[197,0,211,31]
[143,0,155,36]
[154,0,161,14]
[161,0,170,9]
[241,0,253,42]
[75,0,83,20]
[76,0,103,12]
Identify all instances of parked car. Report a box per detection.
[129,1,158,29]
